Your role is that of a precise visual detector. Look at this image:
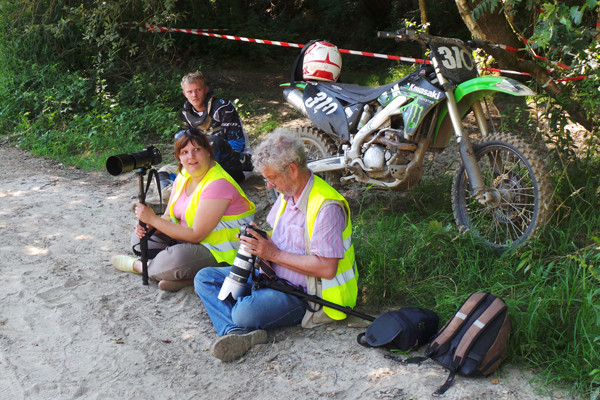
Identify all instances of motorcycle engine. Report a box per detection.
[362,145,387,176]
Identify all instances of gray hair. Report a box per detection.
[181,71,208,89]
[253,128,308,174]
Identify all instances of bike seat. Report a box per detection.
[317,80,405,103]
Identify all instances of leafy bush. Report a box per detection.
[2,59,182,169]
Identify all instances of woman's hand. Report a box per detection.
[134,221,153,239]
[134,203,156,225]
[133,203,157,238]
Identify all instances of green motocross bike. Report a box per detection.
[281,29,552,250]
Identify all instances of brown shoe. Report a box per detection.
[210,329,268,362]
[158,279,193,292]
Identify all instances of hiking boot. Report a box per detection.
[210,329,268,362]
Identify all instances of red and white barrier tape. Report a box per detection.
[140,23,595,83]
[143,24,430,65]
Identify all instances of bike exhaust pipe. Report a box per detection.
[283,87,308,118]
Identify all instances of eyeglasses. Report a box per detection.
[263,162,293,186]
[264,177,277,187]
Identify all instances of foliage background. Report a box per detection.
[0,0,599,397]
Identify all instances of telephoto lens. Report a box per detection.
[105,145,162,176]
[218,224,267,301]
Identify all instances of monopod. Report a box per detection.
[106,146,162,285]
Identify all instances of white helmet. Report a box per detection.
[302,41,342,82]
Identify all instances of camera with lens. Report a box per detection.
[218,224,268,301]
[105,145,162,176]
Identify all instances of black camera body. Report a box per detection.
[218,224,268,301]
[106,145,162,176]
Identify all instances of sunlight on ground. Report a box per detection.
[181,330,198,340]
[0,190,24,198]
[75,235,94,241]
[367,367,393,381]
[26,245,49,256]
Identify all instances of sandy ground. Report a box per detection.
[0,142,574,400]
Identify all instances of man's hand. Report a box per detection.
[239,225,279,262]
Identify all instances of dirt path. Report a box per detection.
[0,143,570,400]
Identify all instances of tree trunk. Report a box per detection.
[419,0,428,30]
[454,0,592,132]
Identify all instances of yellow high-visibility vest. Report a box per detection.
[273,175,357,319]
[169,163,255,264]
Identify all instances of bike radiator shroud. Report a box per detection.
[302,71,447,143]
[302,82,360,141]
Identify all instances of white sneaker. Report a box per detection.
[111,255,139,274]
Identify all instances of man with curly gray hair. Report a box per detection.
[251,128,308,176]
[194,129,358,362]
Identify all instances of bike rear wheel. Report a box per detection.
[298,126,343,187]
[452,132,552,250]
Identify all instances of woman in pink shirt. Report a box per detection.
[111,128,255,291]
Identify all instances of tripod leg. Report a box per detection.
[136,169,150,286]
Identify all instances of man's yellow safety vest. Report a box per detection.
[273,175,357,320]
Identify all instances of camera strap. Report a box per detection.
[141,167,161,238]
[253,272,321,313]
[142,168,162,206]
[253,268,375,322]
[253,259,320,309]
[256,258,277,280]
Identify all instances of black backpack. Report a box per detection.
[392,292,512,396]
[357,307,439,352]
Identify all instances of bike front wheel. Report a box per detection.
[452,132,552,250]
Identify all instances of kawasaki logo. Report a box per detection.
[407,83,442,100]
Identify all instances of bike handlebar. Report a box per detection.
[377,28,419,41]
[377,28,470,49]
[466,39,486,49]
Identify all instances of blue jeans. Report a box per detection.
[194,266,306,336]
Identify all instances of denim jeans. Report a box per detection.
[194,266,306,336]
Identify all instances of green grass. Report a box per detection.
[352,168,600,397]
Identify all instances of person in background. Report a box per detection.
[111,128,255,292]
[153,71,252,209]
[194,129,358,361]
[181,70,252,182]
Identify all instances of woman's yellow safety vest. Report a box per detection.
[169,163,255,264]
[273,175,357,320]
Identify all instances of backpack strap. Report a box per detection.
[426,292,488,356]
[451,296,507,371]
[357,332,370,347]
[385,354,428,364]
[432,371,457,397]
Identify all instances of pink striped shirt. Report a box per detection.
[266,174,346,289]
